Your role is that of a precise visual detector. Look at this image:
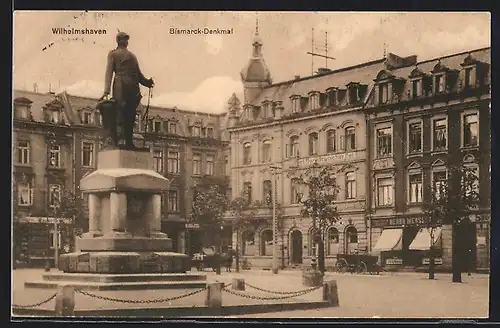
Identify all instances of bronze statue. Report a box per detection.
[97,31,154,150]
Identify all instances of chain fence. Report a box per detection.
[12,293,57,309]
[74,286,208,304]
[245,283,320,295]
[222,283,322,301]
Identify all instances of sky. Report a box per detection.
[13,11,490,114]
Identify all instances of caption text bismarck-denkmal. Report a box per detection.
[169,27,234,35]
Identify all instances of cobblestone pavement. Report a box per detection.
[12,269,489,318]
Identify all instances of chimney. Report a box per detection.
[294,75,301,80]
[385,53,418,70]
[317,68,332,75]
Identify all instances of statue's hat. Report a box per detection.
[116,31,130,42]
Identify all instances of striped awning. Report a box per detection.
[409,227,442,250]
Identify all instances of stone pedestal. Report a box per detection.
[302,268,324,287]
[58,149,190,274]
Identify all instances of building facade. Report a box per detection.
[224,29,419,269]
[12,89,228,266]
[364,47,491,270]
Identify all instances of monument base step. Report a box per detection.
[41,272,206,283]
[24,280,208,291]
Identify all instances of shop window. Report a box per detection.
[242,230,255,256]
[326,227,339,256]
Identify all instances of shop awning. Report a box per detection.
[373,229,403,251]
[409,227,442,250]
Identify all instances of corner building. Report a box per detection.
[364,47,491,271]
[224,29,412,269]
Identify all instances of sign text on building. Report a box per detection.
[371,216,440,228]
[298,152,357,166]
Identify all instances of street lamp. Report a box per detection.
[307,162,321,270]
[270,164,282,274]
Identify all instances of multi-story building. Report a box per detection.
[224,28,420,269]
[364,47,491,271]
[12,89,229,266]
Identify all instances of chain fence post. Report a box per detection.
[232,278,245,291]
[55,285,75,317]
[205,282,223,309]
[322,280,339,307]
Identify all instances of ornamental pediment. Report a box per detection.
[372,158,395,171]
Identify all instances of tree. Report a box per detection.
[55,189,88,239]
[227,191,256,273]
[294,163,343,273]
[190,176,229,275]
[422,163,480,283]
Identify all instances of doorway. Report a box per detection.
[290,230,303,264]
[458,219,477,271]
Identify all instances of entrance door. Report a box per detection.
[290,230,303,264]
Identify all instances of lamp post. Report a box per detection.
[270,164,282,274]
[215,224,223,275]
[308,162,321,270]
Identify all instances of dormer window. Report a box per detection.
[14,97,33,120]
[347,83,359,104]
[290,96,301,113]
[262,101,271,118]
[464,67,474,88]
[379,83,389,104]
[411,79,422,99]
[434,74,445,93]
[50,110,60,124]
[81,111,93,124]
[326,88,337,106]
[168,122,177,134]
[207,127,214,138]
[192,126,201,137]
[309,92,320,110]
[153,120,162,133]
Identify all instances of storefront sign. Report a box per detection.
[21,217,72,224]
[371,217,437,228]
[298,152,357,166]
[185,223,201,229]
[422,258,443,265]
[385,258,403,265]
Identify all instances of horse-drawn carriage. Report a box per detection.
[334,253,381,274]
[191,246,234,272]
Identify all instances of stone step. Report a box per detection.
[42,273,207,283]
[24,280,208,291]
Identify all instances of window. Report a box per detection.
[262,140,272,163]
[243,182,252,204]
[82,142,94,167]
[15,104,30,120]
[263,180,272,205]
[348,85,358,104]
[168,122,177,134]
[435,74,445,93]
[433,118,447,150]
[377,177,393,206]
[379,83,389,104]
[408,122,422,153]
[464,166,479,197]
[168,151,179,174]
[206,127,214,138]
[408,173,423,204]
[346,226,358,244]
[308,132,319,156]
[153,120,162,133]
[310,93,320,110]
[167,190,179,212]
[411,80,421,99]
[464,67,474,88]
[243,143,252,165]
[463,113,479,147]
[17,182,33,206]
[345,127,356,151]
[206,155,214,175]
[192,126,201,137]
[49,144,61,167]
[17,141,30,164]
[291,178,302,204]
[326,129,336,153]
[260,230,273,256]
[327,227,339,255]
[50,110,60,124]
[82,111,93,124]
[432,170,447,201]
[192,154,201,175]
[153,150,164,173]
[291,97,300,113]
[289,136,299,157]
[346,172,356,199]
[377,127,392,157]
[49,184,61,208]
[242,230,255,256]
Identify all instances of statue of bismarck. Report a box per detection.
[97,31,154,150]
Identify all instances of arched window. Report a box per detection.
[243,142,252,164]
[309,132,319,156]
[288,135,299,158]
[243,182,252,204]
[308,227,319,256]
[326,129,336,153]
[346,226,358,244]
[242,230,255,256]
[262,140,272,163]
[260,229,273,256]
[326,227,339,255]
[263,180,272,205]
